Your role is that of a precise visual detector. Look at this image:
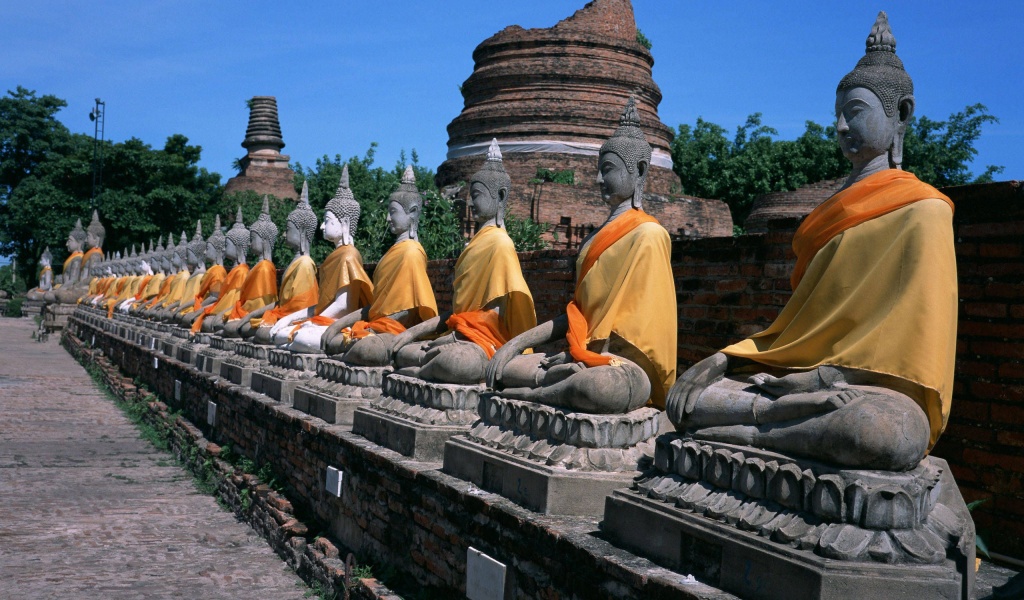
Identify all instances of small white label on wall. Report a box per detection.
[467,547,506,600]
[207,401,216,426]
[153,357,159,370]
[150,338,155,350]
[91,335,95,346]
[326,466,343,497]
[174,380,181,401]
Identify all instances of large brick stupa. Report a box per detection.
[223,96,297,201]
[436,0,732,239]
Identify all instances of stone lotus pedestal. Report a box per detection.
[249,350,323,405]
[602,436,975,600]
[196,336,237,375]
[293,360,391,426]
[443,395,661,516]
[351,374,484,462]
[176,332,210,366]
[160,326,191,359]
[220,341,270,386]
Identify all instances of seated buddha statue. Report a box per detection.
[315,164,437,360]
[389,140,536,385]
[27,247,53,301]
[46,219,86,304]
[280,164,374,352]
[104,248,142,317]
[194,207,252,333]
[79,210,107,290]
[179,215,229,328]
[486,99,677,414]
[130,238,168,313]
[161,221,208,318]
[119,245,157,314]
[246,182,321,344]
[146,232,191,319]
[665,12,955,472]
[219,196,279,338]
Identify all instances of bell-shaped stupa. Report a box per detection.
[224,96,297,200]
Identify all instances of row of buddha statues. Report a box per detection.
[50,11,956,477]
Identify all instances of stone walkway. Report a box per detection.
[0,317,307,599]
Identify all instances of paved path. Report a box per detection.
[0,317,307,599]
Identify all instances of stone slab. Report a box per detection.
[301,389,367,426]
[221,358,260,387]
[352,406,467,462]
[602,488,970,600]
[443,436,639,516]
[250,370,303,405]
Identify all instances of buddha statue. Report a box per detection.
[664,12,955,472]
[81,210,106,282]
[179,215,228,327]
[147,232,190,319]
[131,237,168,312]
[486,99,677,414]
[46,219,87,304]
[138,234,177,314]
[104,248,140,317]
[390,140,536,385]
[26,247,53,301]
[244,182,320,344]
[219,196,278,338]
[283,164,375,352]
[160,221,205,316]
[316,164,437,360]
[195,207,252,333]
[119,244,156,314]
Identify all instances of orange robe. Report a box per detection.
[348,239,437,339]
[227,259,277,321]
[253,255,318,328]
[192,263,250,333]
[187,265,228,313]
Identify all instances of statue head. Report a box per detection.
[836,11,915,169]
[598,96,651,209]
[468,139,511,227]
[286,181,318,254]
[86,209,106,250]
[172,231,188,270]
[67,219,86,253]
[40,247,52,268]
[324,164,361,246]
[186,220,206,267]
[206,214,226,263]
[153,235,166,273]
[387,164,422,240]
[225,205,251,263]
[249,195,278,259]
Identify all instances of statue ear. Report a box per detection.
[898,96,915,125]
[891,96,915,169]
[636,159,649,179]
[496,188,508,228]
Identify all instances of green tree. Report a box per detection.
[672,104,1002,229]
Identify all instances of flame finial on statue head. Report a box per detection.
[250,195,279,245]
[326,164,361,231]
[287,180,318,246]
[208,213,226,253]
[837,11,913,118]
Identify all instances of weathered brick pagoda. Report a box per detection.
[744,177,846,233]
[436,0,732,240]
[223,96,297,201]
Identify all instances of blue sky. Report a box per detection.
[3,0,1021,186]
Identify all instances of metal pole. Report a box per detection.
[89,99,106,206]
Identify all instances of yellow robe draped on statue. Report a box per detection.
[252,256,317,328]
[173,271,204,311]
[187,264,227,313]
[57,251,82,289]
[444,225,536,358]
[347,239,437,338]
[569,209,677,408]
[157,270,190,308]
[228,260,277,321]
[315,245,373,317]
[192,263,249,333]
[135,273,165,308]
[106,276,140,317]
[721,170,956,449]
[82,247,103,274]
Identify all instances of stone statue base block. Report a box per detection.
[22,299,45,317]
[220,342,270,387]
[442,395,661,516]
[176,341,207,366]
[44,303,76,332]
[444,437,642,516]
[601,437,975,600]
[195,336,237,374]
[293,361,392,425]
[352,407,469,462]
[350,374,486,462]
[250,352,323,405]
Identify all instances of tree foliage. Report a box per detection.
[671,104,1003,228]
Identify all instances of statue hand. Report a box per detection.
[424,332,457,351]
[486,339,527,389]
[321,320,348,352]
[666,352,729,428]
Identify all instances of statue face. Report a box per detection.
[225,238,237,261]
[66,234,80,253]
[835,87,899,168]
[387,202,413,236]
[597,152,635,206]
[285,220,301,250]
[322,211,346,243]
[250,231,263,256]
[205,242,217,262]
[469,182,500,223]
[172,251,182,270]
[140,259,150,273]
[86,232,99,249]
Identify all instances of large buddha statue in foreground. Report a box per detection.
[391,140,536,385]
[315,164,436,359]
[486,100,677,413]
[666,12,956,472]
